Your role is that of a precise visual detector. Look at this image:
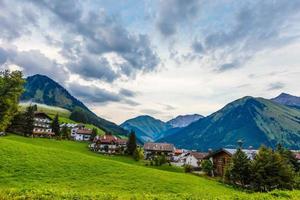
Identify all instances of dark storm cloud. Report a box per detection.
[68,83,139,106]
[156,0,201,37]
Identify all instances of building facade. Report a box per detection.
[33,112,54,137]
[91,134,127,154]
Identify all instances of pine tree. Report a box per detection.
[251,146,295,191]
[91,128,98,141]
[127,130,137,155]
[51,114,60,137]
[225,148,252,187]
[276,144,299,172]
[0,70,25,132]
[23,105,35,136]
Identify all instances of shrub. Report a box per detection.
[184,164,193,173]
[201,159,213,176]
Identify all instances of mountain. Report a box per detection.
[167,114,204,128]
[120,115,172,143]
[21,74,127,135]
[271,93,300,109]
[159,96,300,151]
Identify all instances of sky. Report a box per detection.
[1,0,300,124]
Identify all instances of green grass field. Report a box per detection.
[0,135,299,200]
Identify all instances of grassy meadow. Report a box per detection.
[0,134,299,200]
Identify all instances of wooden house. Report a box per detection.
[204,148,257,176]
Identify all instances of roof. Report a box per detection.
[144,142,175,152]
[33,131,55,135]
[76,128,92,135]
[189,152,208,160]
[175,149,183,154]
[96,134,127,144]
[205,148,258,160]
[34,112,52,120]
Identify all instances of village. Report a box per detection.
[7,110,299,178]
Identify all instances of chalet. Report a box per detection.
[185,152,208,168]
[204,148,258,176]
[91,134,127,154]
[33,112,54,137]
[144,142,175,160]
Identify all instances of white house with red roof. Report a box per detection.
[90,134,127,154]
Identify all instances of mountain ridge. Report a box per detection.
[159,96,300,151]
[21,74,127,135]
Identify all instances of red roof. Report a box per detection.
[77,128,92,135]
[96,134,127,144]
[189,152,208,160]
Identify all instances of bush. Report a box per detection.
[201,159,213,176]
[184,164,193,173]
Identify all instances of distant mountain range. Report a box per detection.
[159,96,300,151]
[21,74,127,135]
[271,93,300,109]
[167,114,203,128]
[120,114,203,143]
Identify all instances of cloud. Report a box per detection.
[140,108,163,115]
[0,0,38,41]
[156,0,201,37]
[67,82,139,106]
[119,88,137,98]
[70,55,119,82]
[1,0,160,83]
[201,0,300,71]
[267,82,285,91]
[0,46,68,82]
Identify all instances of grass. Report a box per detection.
[19,102,71,118]
[0,134,299,200]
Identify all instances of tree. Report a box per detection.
[201,159,214,176]
[7,111,26,135]
[51,114,60,137]
[251,146,295,192]
[127,130,137,155]
[90,128,98,141]
[224,148,252,187]
[0,70,25,132]
[133,147,144,161]
[23,105,35,136]
[276,144,300,172]
[61,126,70,139]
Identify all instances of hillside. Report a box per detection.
[271,93,300,109]
[21,74,127,135]
[160,97,300,151]
[1,135,299,199]
[121,115,171,143]
[167,114,204,128]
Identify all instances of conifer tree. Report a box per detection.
[225,148,252,187]
[23,105,35,136]
[51,114,60,137]
[91,128,98,141]
[251,146,295,191]
[127,130,137,155]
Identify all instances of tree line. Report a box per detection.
[221,145,299,192]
